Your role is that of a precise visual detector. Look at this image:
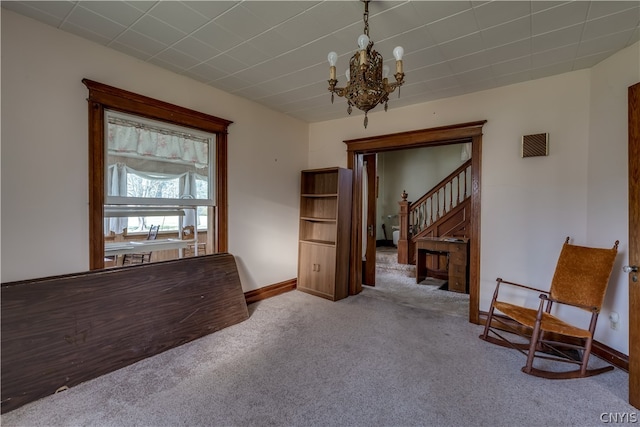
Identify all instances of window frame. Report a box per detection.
[83,79,232,270]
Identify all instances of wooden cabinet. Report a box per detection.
[297,167,352,301]
[415,237,469,293]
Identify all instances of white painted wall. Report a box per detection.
[310,42,639,354]
[0,10,308,291]
[587,43,640,355]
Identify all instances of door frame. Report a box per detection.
[628,82,639,409]
[363,154,377,286]
[344,120,486,324]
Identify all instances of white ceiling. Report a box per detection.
[3,1,640,123]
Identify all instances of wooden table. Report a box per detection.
[415,237,469,293]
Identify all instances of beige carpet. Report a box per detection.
[2,280,632,426]
[371,246,469,318]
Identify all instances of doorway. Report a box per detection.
[372,145,472,287]
[345,121,485,324]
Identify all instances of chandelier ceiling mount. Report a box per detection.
[327,0,405,128]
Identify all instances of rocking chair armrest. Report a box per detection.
[538,294,599,313]
[496,278,549,295]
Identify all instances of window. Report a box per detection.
[104,111,215,234]
[83,79,232,270]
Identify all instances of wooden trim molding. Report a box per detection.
[244,279,297,304]
[344,120,486,324]
[629,81,640,408]
[82,79,233,269]
[479,311,629,372]
[82,79,232,132]
[344,121,487,154]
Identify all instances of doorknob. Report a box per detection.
[623,265,639,273]
[368,224,374,237]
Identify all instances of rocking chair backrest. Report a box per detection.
[549,238,619,311]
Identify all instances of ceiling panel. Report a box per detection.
[80,1,146,26]
[2,0,639,123]
[64,5,128,39]
[472,1,531,29]
[148,2,210,33]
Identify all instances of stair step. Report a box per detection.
[376,265,415,278]
[375,247,415,277]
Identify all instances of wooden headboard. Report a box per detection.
[1,253,248,413]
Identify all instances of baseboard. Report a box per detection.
[244,278,297,304]
[479,311,629,372]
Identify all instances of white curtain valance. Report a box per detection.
[107,119,209,168]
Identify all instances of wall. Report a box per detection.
[0,10,308,291]
[587,43,640,355]
[309,42,639,354]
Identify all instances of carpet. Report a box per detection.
[1,283,633,426]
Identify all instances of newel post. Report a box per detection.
[398,190,410,264]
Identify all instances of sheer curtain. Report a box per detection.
[106,164,128,234]
[105,164,199,234]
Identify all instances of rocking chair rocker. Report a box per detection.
[480,237,619,379]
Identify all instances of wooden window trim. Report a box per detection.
[82,79,232,269]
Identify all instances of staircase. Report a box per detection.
[375,247,415,277]
[397,159,471,265]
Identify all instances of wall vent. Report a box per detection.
[522,133,549,158]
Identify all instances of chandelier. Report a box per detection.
[327,0,405,128]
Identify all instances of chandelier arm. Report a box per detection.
[333,88,347,97]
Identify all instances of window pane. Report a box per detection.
[127,173,180,199]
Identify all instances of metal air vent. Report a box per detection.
[522,133,549,158]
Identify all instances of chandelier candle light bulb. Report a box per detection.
[326,0,405,128]
[358,34,369,65]
[328,51,338,80]
[393,46,404,74]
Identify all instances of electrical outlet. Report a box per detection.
[609,312,619,330]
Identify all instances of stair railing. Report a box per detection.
[398,159,471,264]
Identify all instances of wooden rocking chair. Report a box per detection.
[480,237,619,379]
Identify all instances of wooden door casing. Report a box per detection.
[364,154,377,286]
[629,81,639,409]
[345,121,485,324]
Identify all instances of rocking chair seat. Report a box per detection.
[493,301,592,339]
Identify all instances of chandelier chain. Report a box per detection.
[363,0,369,37]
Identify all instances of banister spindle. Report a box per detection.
[464,168,468,199]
